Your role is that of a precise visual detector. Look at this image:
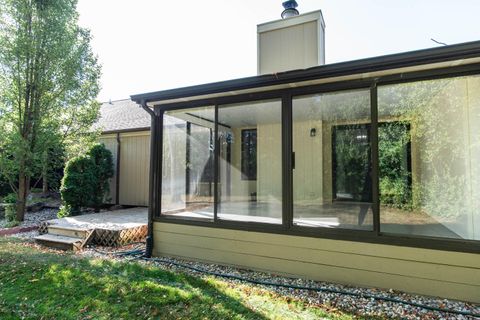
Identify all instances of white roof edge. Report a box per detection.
[257,10,325,33]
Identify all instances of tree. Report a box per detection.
[0,0,101,221]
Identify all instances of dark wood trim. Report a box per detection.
[115,133,121,205]
[370,83,380,234]
[150,63,480,255]
[282,94,293,230]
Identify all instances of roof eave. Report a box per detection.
[130,40,480,105]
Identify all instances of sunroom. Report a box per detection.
[131,41,480,303]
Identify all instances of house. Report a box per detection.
[121,5,479,302]
[94,99,150,207]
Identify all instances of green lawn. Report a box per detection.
[0,238,369,320]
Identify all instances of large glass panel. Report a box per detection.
[378,75,480,240]
[218,99,282,224]
[292,89,373,230]
[161,106,215,219]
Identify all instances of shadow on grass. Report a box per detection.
[0,240,268,320]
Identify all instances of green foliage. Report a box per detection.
[378,122,413,210]
[0,238,362,320]
[0,0,101,220]
[59,144,114,216]
[2,193,17,204]
[60,156,97,216]
[87,144,114,212]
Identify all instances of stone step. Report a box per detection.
[34,234,83,251]
[47,225,91,239]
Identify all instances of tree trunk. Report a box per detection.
[42,150,48,194]
[16,173,28,221]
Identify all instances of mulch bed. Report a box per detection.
[0,225,38,237]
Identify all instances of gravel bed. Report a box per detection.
[0,208,58,232]
[80,244,480,320]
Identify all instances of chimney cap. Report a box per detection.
[281,0,299,19]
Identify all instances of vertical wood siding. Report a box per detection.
[98,135,118,204]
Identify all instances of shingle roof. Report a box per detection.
[94,99,151,133]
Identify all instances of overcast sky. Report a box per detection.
[77,0,480,102]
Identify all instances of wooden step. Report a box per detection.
[47,225,91,239]
[34,234,83,251]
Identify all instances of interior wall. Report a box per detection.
[292,120,324,204]
[224,127,256,201]
[468,77,480,239]
[413,77,479,239]
[162,126,186,212]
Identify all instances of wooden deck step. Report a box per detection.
[47,225,91,239]
[34,234,83,251]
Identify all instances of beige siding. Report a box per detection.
[119,131,150,206]
[153,222,480,303]
[258,20,319,75]
[257,123,282,202]
[292,120,323,203]
[98,135,118,204]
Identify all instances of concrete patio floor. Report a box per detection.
[44,207,147,231]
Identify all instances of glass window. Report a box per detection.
[161,106,215,220]
[241,129,257,180]
[378,75,480,240]
[218,99,282,224]
[292,89,373,230]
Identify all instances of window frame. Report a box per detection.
[153,63,480,254]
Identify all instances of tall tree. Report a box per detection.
[0,0,101,221]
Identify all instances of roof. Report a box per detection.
[94,99,150,134]
[130,40,480,106]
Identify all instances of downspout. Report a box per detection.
[140,100,156,258]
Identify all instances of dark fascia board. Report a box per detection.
[130,40,480,104]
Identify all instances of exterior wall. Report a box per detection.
[119,131,150,206]
[257,10,325,75]
[98,134,118,204]
[153,222,480,303]
[99,130,150,207]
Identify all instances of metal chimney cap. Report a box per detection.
[281,0,299,19]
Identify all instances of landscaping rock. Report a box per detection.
[27,202,45,212]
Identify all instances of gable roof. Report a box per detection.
[94,99,150,134]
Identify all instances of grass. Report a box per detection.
[0,238,373,320]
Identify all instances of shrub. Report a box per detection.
[60,155,97,216]
[3,193,17,204]
[59,144,114,216]
[87,144,114,212]
[3,193,17,223]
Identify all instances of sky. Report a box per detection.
[77,0,480,102]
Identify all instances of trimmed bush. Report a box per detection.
[3,193,17,224]
[59,144,114,216]
[87,144,114,212]
[60,155,97,216]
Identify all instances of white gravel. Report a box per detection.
[0,208,58,233]
[80,244,480,320]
